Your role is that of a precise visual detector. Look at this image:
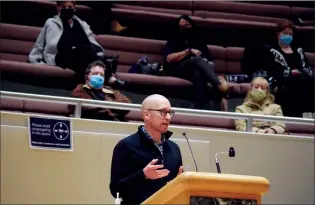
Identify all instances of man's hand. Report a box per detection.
[143,159,170,180]
[190,49,202,56]
[177,166,184,176]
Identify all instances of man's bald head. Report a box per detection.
[141,94,170,113]
[141,94,172,133]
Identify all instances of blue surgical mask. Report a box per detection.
[279,34,293,45]
[89,75,104,89]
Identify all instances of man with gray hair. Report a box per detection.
[110,94,183,204]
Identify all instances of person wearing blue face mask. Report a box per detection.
[68,61,131,121]
[244,20,314,118]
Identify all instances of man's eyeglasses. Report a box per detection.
[148,109,175,117]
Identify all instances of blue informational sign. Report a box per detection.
[28,116,72,151]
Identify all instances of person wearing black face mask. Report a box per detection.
[59,7,75,22]
[163,15,228,110]
[29,1,125,89]
[55,1,102,84]
[179,27,193,39]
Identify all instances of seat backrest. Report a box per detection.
[96,35,166,73]
[113,4,192,16]
[305,52,315,73]
[246,1,315,8]
[295,26,315,53]
[118,1,193,11]
[0,98,24,112]
[305,52,315,67]
[0,23,41,62]
[193,10,287,24]
[125,110,235,130]
[286,123,315,135]
[292,6,315,21]
[0,98,69,116]
[1,1,92,27]
[208,45,226,74]
[192,1,291,19]
[226,47,245,75]
[23,101,69,116]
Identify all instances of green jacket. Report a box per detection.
[235,100,286,134]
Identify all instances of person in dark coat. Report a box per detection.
[110,94,184,204]
[69,60,130,121]
[163,15,228,109]
[29,1,125,87]
[242,20,314,117]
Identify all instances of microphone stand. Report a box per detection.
[182,132,199,172]
[215,152,226,173]
[215,147,235,174]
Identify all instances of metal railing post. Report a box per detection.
[74,103,82,118]
[246,117,253,132]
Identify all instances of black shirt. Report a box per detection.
[90,89,105,101]
[57,19,91,53]
[278,49,302,71]
[163,34,212,73]
[110,125,183,204]
[55,19,103,69]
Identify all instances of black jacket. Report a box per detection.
[110,125,183,204]
[242,44,313,90]
[163,30,212,75]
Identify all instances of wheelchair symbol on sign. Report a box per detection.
[53,122,69,140]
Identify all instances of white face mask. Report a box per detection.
[250,89,266,102]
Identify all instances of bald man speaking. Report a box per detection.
[110,94,184,204]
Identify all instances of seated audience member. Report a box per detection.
[29,1,123,87]
[163,15,228,110]
[235,77,286,134]
[243,20,314,118]
[69,61,131,121]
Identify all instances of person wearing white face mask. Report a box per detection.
[235,77,286,134]
[68,61,131,121]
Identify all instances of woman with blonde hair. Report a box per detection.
[235,77,286,134]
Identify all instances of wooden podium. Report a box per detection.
[142,172,270,205]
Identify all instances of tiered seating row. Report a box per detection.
[113,1,314,24]
[6,1,314,26]
[1,23,315,97]
[1,1,314,51]
[0,1,314,135]
[1,22,314,136]
[112,2,314,51]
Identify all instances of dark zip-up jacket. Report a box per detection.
[110,125,183,204]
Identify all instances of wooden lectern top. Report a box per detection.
[142,171,270,205]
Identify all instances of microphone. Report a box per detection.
[215,147,235,173]
[182,132,199,172]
